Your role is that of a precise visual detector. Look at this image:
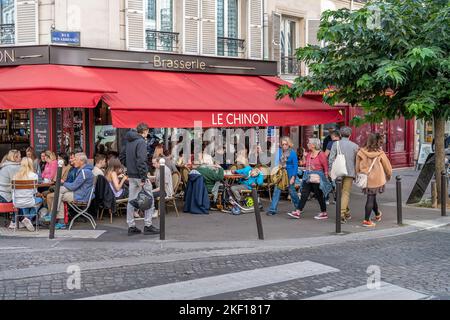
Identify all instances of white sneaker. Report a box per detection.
[314,212,329,220]
[8,221,25,229]
[22,218,35,232]
[152,210,159,218]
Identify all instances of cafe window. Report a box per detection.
[145,0,175,52]
[0,109,30,157]
[217,0,240,57]
[0,0,15,45]
[55,108,86,155]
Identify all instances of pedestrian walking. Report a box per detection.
[120,123,160,236]
[328,126,359,223]
[266,136,300,216]
[356,133,392,227]
[288,138,331,220]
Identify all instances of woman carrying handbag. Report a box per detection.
[356,133,392,227]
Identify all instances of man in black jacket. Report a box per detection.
[120,123,160,236]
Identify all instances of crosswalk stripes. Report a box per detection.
[80,261,340,300]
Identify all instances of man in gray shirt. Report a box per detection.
[329,126,359,222]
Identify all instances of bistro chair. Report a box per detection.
[11,179,40,232]
[157,172,181,217]
[258,165,273,201]
[0,202,17,228]
[179,166,190,188]
[68,183,97,230]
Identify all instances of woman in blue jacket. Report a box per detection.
[267,136,300,215]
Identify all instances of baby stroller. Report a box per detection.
[218,179,263,215]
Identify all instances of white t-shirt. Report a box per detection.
[12,172,38,208]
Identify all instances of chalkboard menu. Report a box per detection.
[33,109,50,155]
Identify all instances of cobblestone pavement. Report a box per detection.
[0,225,449,300]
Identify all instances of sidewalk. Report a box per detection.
[1,168,446,243]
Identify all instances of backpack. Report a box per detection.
[270,166,289,190]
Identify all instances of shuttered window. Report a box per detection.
[126,0,145,50]
[248,0,262,59]
[184,0,200,54]
[217,0,239,57]
[15,0,38,45]
[200,0,216,55]
[145,0,175,52]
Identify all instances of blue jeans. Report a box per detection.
[13,198,43,223]
[269,184,300,213]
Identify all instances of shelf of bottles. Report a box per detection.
[0,110,30,144]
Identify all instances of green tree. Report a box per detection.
[278,0,450,201]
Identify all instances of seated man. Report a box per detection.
[231,165,264,202]
[196,162,224,206]
[46,153,95,229]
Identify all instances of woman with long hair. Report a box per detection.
[26,146,40,175]
[356,133,392,227]
[105,157,128,199]
[10,157,42,231]
[41,150,58,181]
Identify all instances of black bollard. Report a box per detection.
[396,176,403,225]
[441,171,447,217]
[159,158,166,240]
[252,188,264,240]
[335,177,343,234]
[49,160,64,239]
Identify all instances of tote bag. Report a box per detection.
[330,141,348,180]
[354,157,379,189]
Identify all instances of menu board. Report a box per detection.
[33,109,50,155]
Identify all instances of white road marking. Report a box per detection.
[305,282,428,300]
[81,261,340,300]
[0,247,29,250]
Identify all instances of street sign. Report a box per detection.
[51,31,80,46]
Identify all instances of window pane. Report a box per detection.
[145,0,157,50]
[0,0,15,44]
[160,0,173,51]
[217,0,225,56]
[227,0,238,56]
[389,118,406,153]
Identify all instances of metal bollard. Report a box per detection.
[335,177,343,234]
[49,160,64,239]
[441,171,447,217]
[396,176,403,225]
[159,158,166,240]
[251,188,264,240]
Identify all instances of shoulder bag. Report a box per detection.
[354,156,379,189]
[330,141,348,180]
[306,154,321,184]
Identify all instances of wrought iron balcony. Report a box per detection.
[281,56,301,75]
[145,30,179,52]
[217,37,245,58]
[0,24,15,45]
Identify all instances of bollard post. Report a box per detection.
[335,177,342,234]
[396,176,403,225]
[441,171,447,217]
[49,160,64,239]
[252,187,264,240]
[159,158,166,240]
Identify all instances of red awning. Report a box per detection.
[85,68,343,128]
[0,65,116,109]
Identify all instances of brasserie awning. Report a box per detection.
[0,64,343,128]
[0,65,116,109]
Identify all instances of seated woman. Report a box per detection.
[10,157,43,231]
[0,149,22,203]
[41,150,58,182]
[58,153,72,181]
[230,165,264,202]
[105,158,128,200]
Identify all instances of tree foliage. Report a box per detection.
[277,0,450,126]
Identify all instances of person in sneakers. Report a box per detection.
[121,123,159,236]
[356,133,392,227]
[328,126,359,223]
[46,153,95,229]
[230,165,264,202]
[267,136,300,216]
[10,157,43,232]
[92,153,107,177]
[0,149,21,203]
[288,138,331,220]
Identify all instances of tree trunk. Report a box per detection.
[434,116,446,203]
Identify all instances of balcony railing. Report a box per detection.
[145,30,179,52]
[0,24,15,45]
[217,37,245,58]
[281,56,301,75]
